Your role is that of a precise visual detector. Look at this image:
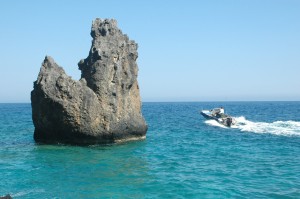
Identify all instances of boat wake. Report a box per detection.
[205,116,300,136]
[205,120,228,129]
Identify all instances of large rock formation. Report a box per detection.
[31,19,147,144]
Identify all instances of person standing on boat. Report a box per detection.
[220,107,224,114]
[216,107,224,118]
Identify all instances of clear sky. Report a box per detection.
[0,0,299,102]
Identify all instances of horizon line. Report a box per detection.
[1,100,300,104]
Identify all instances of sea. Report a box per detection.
[0,102,300,198]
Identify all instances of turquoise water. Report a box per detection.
[0,102,300,198]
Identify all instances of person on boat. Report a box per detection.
[215,107,225,118]
[211,107,223,117]
[220,107,224,114]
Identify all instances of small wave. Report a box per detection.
[12,189,45,197]
[205,116,300,136]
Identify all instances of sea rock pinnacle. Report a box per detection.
[31,18,147,144]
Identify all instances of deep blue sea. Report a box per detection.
[1,102,300,198]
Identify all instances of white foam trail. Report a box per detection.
[205,120,228,128]
[205,116,300,136]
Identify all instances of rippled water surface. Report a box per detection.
[0,102,300,198]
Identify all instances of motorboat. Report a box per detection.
[200,108,236,127]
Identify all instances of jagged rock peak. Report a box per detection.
[91,18,120,38]
[44,55,54,63]
[42,56,59,69]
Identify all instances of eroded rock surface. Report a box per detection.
[31,19,147,144]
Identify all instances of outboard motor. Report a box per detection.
[226,117,232,127]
